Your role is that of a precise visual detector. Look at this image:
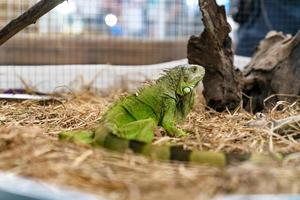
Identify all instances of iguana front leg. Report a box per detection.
[118,118,157,143]
[161,98,187,137]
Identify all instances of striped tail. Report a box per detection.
[59,129,283,167]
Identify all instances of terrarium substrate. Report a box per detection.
[0,91,300,200]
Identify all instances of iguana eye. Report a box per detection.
[192,66,197,72]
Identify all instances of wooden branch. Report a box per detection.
[188,0,243,111]
[0,0,66,46]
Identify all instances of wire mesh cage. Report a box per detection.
[0,0,203,65]
[0,1,300,199]
[0,0,299,92]
[0,0,206,92]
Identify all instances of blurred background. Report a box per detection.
[0,0,209,65]
[0,0,299,92]
[1,0,299,65]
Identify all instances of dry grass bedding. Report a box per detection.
[0,90,300,200]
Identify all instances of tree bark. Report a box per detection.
[188,0,300,113]
[0,0,66,46]
[188,0,243,112]
[243,31,300,112]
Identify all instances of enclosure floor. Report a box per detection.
[0,91,300,200]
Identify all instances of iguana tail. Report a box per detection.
[59,129,283,167]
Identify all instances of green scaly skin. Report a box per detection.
[59,64,283,167]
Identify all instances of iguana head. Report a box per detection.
[176,64,205,96]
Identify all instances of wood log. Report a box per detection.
[188,0,300,113]
[187,0,243,112]
[243,31,300,112]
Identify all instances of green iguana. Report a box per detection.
[59,64,282,167]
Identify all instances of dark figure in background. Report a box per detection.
[231,0,300,57]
